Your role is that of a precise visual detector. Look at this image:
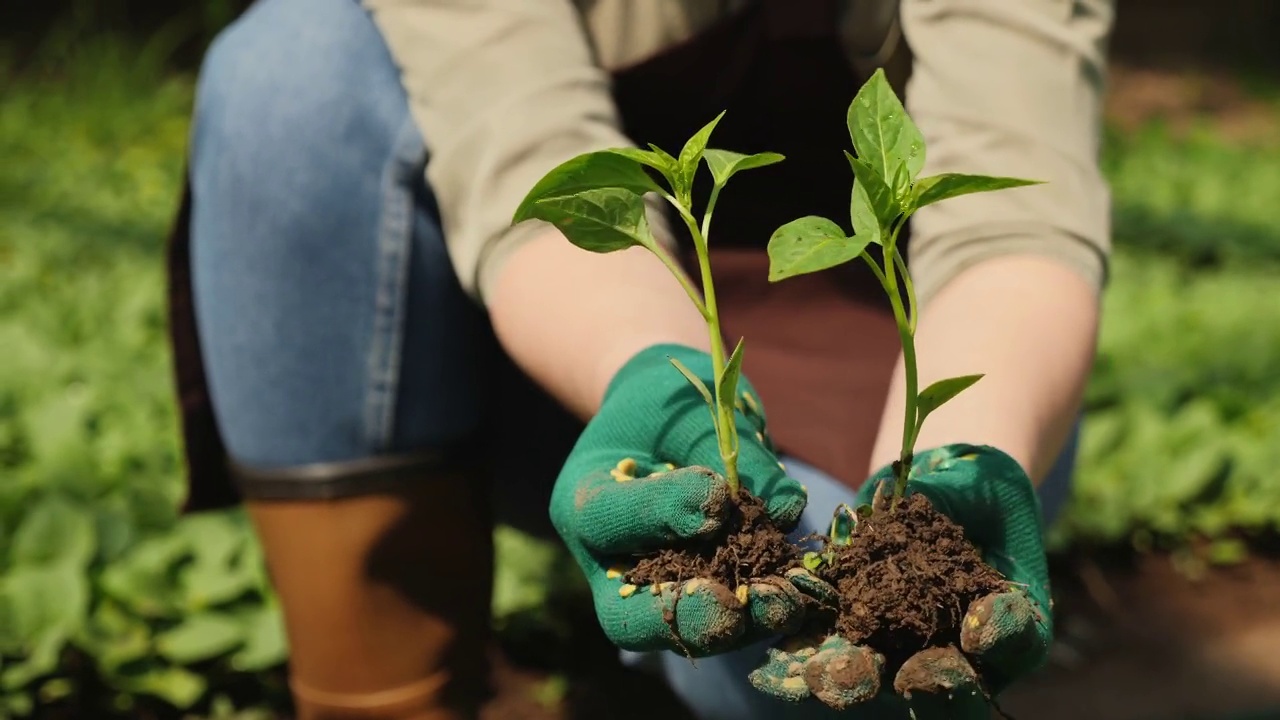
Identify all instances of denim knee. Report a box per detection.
[189,0,485,471]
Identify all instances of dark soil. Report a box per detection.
[625,489,800,589]
[809,493,1007,672]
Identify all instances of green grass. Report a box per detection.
[2,41,1279,716]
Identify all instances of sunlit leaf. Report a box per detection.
[716,338,746,432]
[802,552,825,572]
[229,604,288,672]
[155,613,245,665]
[677,111,726,194]
[911,173,1043,210]
[915,374,984,429]
[703,149,785,188]
[668,357,713,409]
[513,151,661,226]
[845,151,893,241]
[767,216,870,281]
[10,494,96,570]
[523,188,658,254]
[115,665,207,710]
[847,68,924,195]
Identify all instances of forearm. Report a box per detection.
[868,255,1100,484]
[488,228,709,420]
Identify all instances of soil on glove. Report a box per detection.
[624,490,800,589]
[810,493,1007,671]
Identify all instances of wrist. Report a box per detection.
[603,343,716,403]
[488,228,710,421]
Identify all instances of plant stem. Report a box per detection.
[664,193,740,494]
[893,251,917,335]
[880,219,917,507]
[649,240,710,322]
[700,185,722,242]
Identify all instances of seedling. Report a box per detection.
[766,69,1042,509]
[512,114,784,494]
[803,503,871,571]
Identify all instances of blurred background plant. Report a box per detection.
[2,0,1279,717]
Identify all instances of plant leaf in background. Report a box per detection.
[229,601,288,673]
[155,613,245,666]
[10,495,97,570]
[114,664,207,710]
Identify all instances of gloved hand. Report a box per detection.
[749,444,1053,717]
[550,343,814,656]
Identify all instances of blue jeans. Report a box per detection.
[189,0,1077,717]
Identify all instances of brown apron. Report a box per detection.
[166,0,905,515]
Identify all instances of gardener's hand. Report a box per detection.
[550,343,814,656]
[749,444,1052,717]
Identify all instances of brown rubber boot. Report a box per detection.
[238,456,492,720]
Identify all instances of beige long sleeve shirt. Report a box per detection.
[363,0,1114,307]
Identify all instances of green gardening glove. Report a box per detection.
[549,344,813,656]
[750,444,1052,717]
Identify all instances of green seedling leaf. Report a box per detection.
[607,147,673,174]
[513,151,661,224]
[911,173,1043,210]
[677,111,726,195]
[845,151,894,240]
[608,147,678,190]
[802,551,825,572]
[647,143,679,167]
[668,357,714,409]
[916,374,984,428]
[890,163,911,204]
[855,504,874,521]
[703,149,785,188]
[830,505,856,545]
[716,338,746,432]
[767,216,871,281]
[847,68,924,196]
[155,613,245,665]
[523,187,657,254]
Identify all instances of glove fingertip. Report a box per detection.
[761,478,807,529]
[749,666,811,703]
[747,580,804,634]
[892,645,979,700]
[672,579,748,656]
[804,640,884,710]
[959,590,1050,687]
[785,567,839,607]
